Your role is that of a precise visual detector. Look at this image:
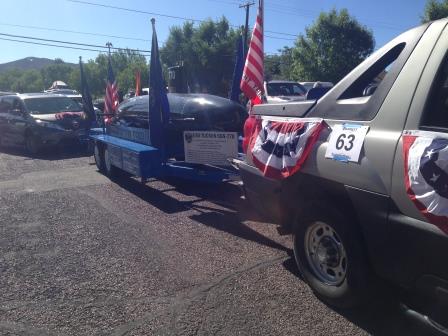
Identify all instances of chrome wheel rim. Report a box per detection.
[304,221,347,286]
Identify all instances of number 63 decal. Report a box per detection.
[325,124,369,163]
[335,133,356,151]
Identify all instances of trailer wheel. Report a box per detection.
[103,146,117,178]
[94,142,106,172]
[293,202,372,308]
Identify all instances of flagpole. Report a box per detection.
[239,1,255,56]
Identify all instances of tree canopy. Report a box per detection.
[291,9,374,84]
[0,50,149,97]
[161,18,241,96]
[264,47,294,81]
[421,0,448,22]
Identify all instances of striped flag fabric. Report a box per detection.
[240,0,265,106]
[104,57,119,122]
[247,116,324,179]
[135,70,141,97]
[403,130,448,234]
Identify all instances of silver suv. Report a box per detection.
[239,18,448,329]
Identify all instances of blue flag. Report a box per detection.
[230,34,244,102]
[149,18,170,154]
[79,57,96,129]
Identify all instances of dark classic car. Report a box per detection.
[112,93,247,158]
[0,93,88,154]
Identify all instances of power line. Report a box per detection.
[67,0,300,38]
[0,32,151,54]
[0,36,110,54]
[0,33,270,59]
[210,0,405,32]
[0,21,151,43]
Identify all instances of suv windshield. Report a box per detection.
[267,83,306,97]
[23,97,83,115]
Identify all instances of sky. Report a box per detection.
[0,0,429,65]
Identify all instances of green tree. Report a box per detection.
[422,0,448,22]
[265,47,295,81]
[264,54,282,81]
[40,59,76,89]
[162,18,241,96]
[291,9,374,84]
[0,68,45,93]
[68,50,148,98]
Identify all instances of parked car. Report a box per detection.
[112,93,247,159]
[0,93,88,154]
[264,80,307,103]
[238,18,448,331]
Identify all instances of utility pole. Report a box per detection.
[239,1,255,56]
[106,42,113,57]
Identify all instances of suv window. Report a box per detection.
[0,97,16,113]
[421,53,448,130]
[339,43,406,100]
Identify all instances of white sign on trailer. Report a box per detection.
[183,131,238,166]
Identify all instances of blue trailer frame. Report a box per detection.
[90,130,240,183]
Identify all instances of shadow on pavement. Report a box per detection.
[111,173,432,335]
[0,143,91,160]
[111,173,289,253]
[282,256,435,336]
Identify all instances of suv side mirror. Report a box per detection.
[11,108,23,116]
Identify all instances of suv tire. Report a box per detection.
[293,202,372,308]
[25,133,42,155]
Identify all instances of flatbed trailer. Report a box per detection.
[90,131,240,184]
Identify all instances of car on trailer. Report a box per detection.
[91,93,246,182]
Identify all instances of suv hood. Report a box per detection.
[32,112,86,130]
[32,112,85,121]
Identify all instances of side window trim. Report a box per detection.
[308,24,429,122]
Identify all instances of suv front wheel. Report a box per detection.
[293,202,373,308]
[25,132,42,155]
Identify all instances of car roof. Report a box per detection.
[267,80,299,84]
[17,93,69,99]
[0,91,17,96]
[300,81,334,85]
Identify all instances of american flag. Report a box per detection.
[240,0,265,106]
[403,130,448,234]
[104,57,119,120]
[247,116,324,179]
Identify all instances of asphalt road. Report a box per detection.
[0,146,432,336]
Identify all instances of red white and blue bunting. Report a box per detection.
[247,117,324,179]
[403,130,448,234]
